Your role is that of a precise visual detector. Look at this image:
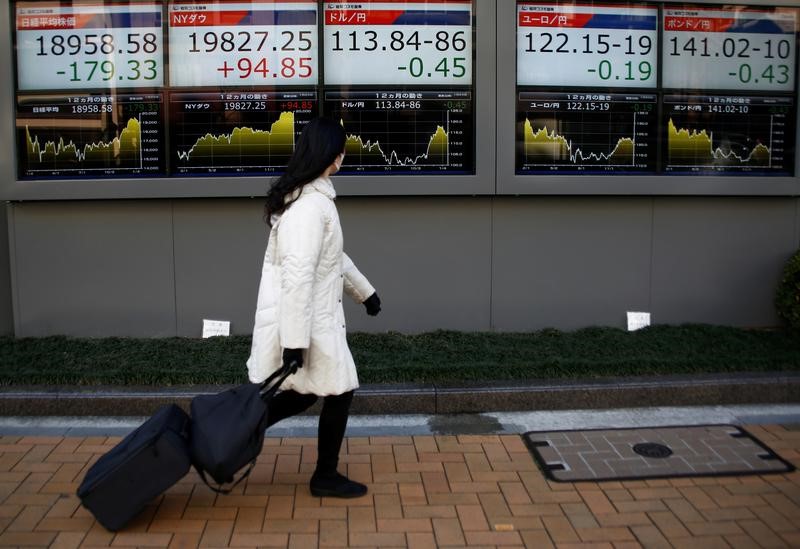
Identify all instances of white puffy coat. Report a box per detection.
[246,176,375,396]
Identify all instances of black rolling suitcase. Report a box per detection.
[77,403,192,531]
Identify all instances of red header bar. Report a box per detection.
[664,16,735,32]
[326,9,404,25]
[170,10,248,26]
[518,12,592,28]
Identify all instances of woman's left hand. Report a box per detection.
[363,293,381,316]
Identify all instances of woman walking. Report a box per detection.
[247,117,381,498]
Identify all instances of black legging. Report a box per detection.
[266,389,354,475]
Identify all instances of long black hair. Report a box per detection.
[264,117,346,223]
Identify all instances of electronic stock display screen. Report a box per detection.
[515,1,798,176]
[323,0,474,174]
[10,1,800,183]
[11,0,476,180]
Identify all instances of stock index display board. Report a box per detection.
[11,0,476,181]
[323,0,474,174]
[515,1,799,176]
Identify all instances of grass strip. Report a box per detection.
[0,324,797,386]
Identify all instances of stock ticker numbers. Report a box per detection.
[15,2,164,89]
[517,2,658,88]
[10,1,800,183]
[323,1,475,174]
[662,6,797,91]
[323,0,473,85]
[514,1,798,176]
[168,1,318,86]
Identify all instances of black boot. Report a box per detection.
[310,470,367,498]
[310,392,366,498]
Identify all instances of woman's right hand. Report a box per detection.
[282,348,304,374]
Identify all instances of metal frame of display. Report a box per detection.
[3,0,800,199]
[497,0,800,195]
[0,0,495,200]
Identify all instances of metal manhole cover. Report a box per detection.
[522,424,795,482]
[632,442,673,458]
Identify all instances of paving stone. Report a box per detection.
[0,424,796,548]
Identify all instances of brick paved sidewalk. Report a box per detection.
[0,425,799,548]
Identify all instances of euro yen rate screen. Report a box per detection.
[515,1,659,175]
[323,0,475,174]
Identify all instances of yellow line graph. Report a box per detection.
[667,119,770,167]
[177,111,295,162]
[343,122,449,167]
[523,119,635,165]
[26,118,141,167]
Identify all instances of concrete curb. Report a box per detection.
[0,372,797,416]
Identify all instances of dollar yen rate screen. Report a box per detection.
[323,0,475,174]
[515,2,658,175]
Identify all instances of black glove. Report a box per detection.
[282,348,304,374]
[363,292,381,316]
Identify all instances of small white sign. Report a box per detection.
[202,319,230,338]
[627,312,651,331]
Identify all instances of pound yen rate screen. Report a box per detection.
[170,91,317,175]
[517,2,658,88]
[324,0,473,85]
[517,92,656,174]
[325,90,472,173]
[16,93,164,179]
[663,94,795,175]
[663,6,797,92]
[169,1,318,87]
[15,2,164,90]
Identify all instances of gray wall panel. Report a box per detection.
[338,198,493,333]
[0,205,12,335]
[173,199,268,337]
[7,196,800,338]
[651,198,797,327]
[491,198,653,331]
[12,201,176,337]
[796,199,800,248]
